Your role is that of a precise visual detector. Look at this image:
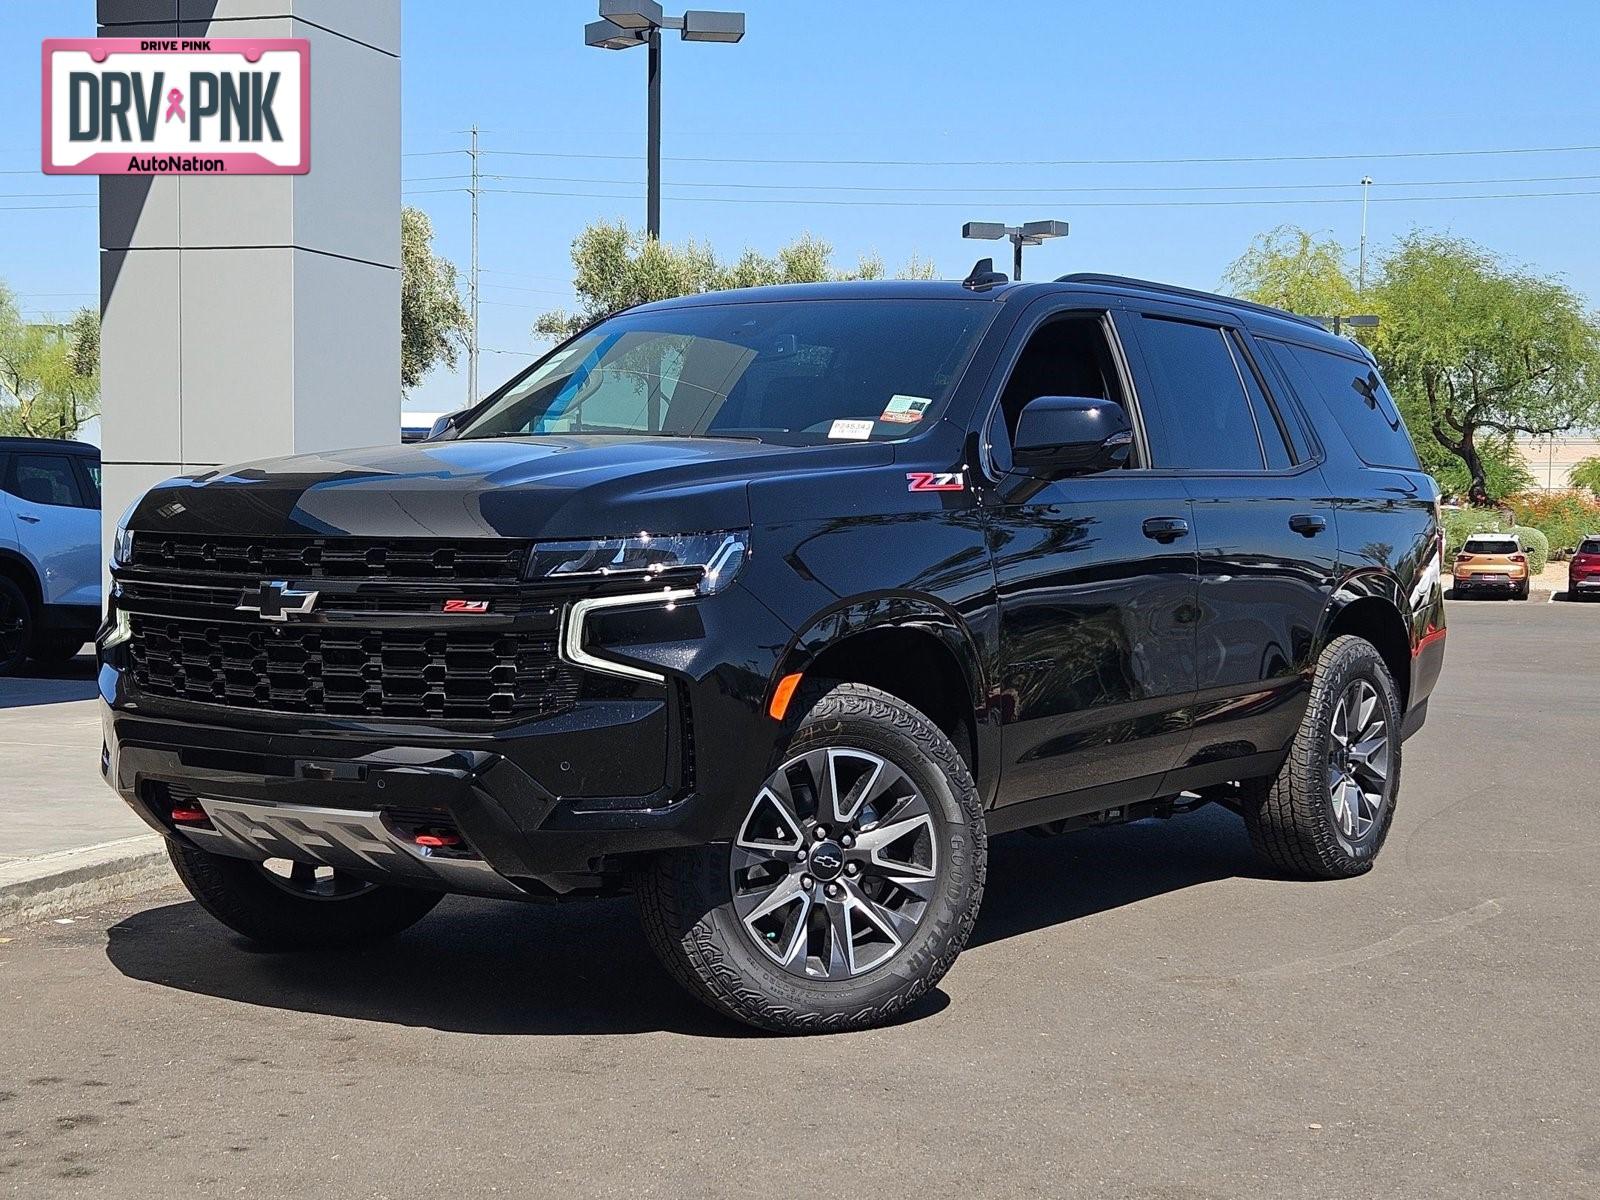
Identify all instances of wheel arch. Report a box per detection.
[0,548,42,609]
[1320,573,1412,711]
[770,594,993,797]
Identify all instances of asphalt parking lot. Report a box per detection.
[1,598,1596,1199]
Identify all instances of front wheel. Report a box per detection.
[1241,635,1403,879]
[637,683,986,1034]
[167,838,443,949]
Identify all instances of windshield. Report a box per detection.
[456,298,994,444]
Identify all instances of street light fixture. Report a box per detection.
[962,219,1069,280]
[1317,313,1380,336]
[585,3,747,239]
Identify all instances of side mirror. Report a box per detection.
[1012,395,1132,477]
[427,411,466,440]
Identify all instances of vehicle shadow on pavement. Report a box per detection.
[970,805,1265,949]
[102,807,1257,1038]
[0,654,97,708]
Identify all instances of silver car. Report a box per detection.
[0,438,101,675]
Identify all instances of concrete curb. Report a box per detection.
[0,835,174,930]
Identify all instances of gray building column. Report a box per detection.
[97,1,400,559]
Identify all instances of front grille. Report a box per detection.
[128,613,579,720]
[127,534,529,582]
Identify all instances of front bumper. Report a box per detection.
[99,582,792,896]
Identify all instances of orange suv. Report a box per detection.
[1453,533,1531,600]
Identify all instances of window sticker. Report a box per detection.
[879,394,931,425]
[828,419,875,440]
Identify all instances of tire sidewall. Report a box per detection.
[1311,641,1403,867]
[679,686,985,1026]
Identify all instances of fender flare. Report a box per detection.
[771,591,988,714]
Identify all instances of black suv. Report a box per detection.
[100,273,1446,1033]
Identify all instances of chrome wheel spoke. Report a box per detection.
[730,746,937,981]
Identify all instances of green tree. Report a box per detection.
[1221,225,1360,318]
[1372,233,1600,505]
[400,206,469,392]
[1414,430,1533,503]
[535,220,932,341]
[0,283,100,440]
[1570,455,1600,497]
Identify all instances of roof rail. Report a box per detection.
[1055,273,1326,331]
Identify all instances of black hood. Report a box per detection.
[128,435,893,540]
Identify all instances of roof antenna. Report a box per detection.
[962,257,1010,291]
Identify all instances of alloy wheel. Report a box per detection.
[1326,678,1391,841]
[729,747,939,981]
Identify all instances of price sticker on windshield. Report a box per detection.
[879,395,931,425]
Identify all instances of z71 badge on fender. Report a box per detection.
[906,471,965,492]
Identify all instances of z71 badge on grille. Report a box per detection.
[442,599,490,614]
[236,581,319,621]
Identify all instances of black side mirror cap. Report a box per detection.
[427,411,466,440]
[1012,395,1133,477]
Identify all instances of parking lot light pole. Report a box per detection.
[585,3,746,240]
[1318,313,1380,337]
[962,220,1069,280]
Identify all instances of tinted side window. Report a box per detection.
[5,453,84,507]
[1267,341,1420,470]
[1133,316,1265,470]
[1228,334,1293,469]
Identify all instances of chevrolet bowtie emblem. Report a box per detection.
[236,581,320,621]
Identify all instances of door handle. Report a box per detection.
[1289,514,1328,537]
[1142,516,1190,544]
[17,514,40,525]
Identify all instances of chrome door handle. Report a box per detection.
[1142,516,1189,544]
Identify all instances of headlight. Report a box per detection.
[109,498,139,569]
[528,530,748,596]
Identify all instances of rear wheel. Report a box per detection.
[167,838,443,949]
[0,576,33,676]
[637,683,986,1034]
[1241,635,1402,879]
[1514,579,1530,600]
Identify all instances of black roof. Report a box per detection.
[0,437,99,457]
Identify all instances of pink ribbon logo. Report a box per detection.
[164,88,185,123]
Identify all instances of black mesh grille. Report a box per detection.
[127,534,529,582]
[128,613,578,720]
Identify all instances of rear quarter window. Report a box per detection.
[1264,340,1420,470]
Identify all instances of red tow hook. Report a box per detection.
[413,831,462,849]
[170,806,212,827]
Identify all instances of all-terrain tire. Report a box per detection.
[636,683,986,1034]
[1240,635,1403,880]
[167,838,443,949]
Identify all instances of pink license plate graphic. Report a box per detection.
[42,38,310,175]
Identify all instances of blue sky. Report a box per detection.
[6,0,1600,420]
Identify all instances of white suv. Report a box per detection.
[0,438,101,674]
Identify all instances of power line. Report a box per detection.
[432,170,1600,196]
[471,185,1600,210]
[474,141,1600,169]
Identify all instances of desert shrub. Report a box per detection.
[1505,491,1600,555]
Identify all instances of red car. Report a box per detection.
[1570,536,1600,600]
